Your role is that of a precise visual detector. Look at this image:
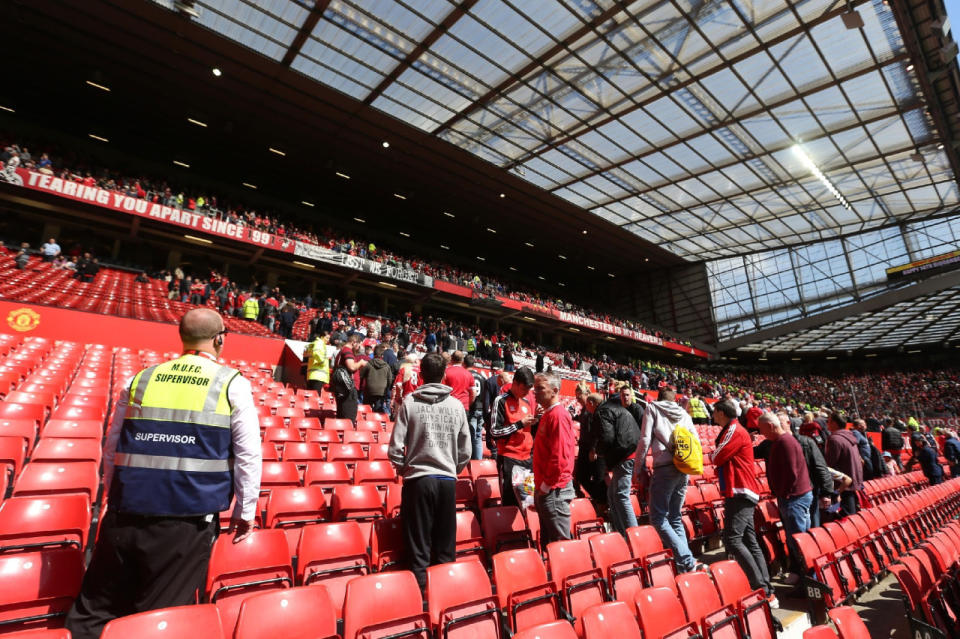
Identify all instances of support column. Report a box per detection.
[166,249,182,271]
[111,238,122,260]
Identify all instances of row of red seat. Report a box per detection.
[792,477,960,625]
[889,519,960,638]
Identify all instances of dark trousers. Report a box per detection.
[574,454,607,505]
[722,496,771,596]
[400,477,456,589]
[306,380,325,394]
[497,455,532,508]
[839,490,859,517]
[335,388,359,423]
[367,395,386,414]
[65,510,218,639]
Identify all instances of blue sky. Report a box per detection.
[947,0,960,25]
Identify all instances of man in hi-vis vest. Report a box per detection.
[66,308,261,639]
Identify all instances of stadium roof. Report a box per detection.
[157,0,958,261]
[736,282,960,352]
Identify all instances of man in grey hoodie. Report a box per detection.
[633,387,700,573]
[388,352,471,590]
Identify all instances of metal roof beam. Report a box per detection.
[281,0,332,67]
[363,0,478,106]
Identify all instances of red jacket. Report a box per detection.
[533,402,576,491]
[712,420,761,502]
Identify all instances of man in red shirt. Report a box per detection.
[712,399,775,606]
[441,351,475,416]
[490,367,537,508]
[532,371,577,545]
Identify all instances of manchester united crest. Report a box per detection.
[6,308,40,332]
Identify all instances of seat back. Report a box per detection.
[569,499,604,538]
[101,604,224,639]
[512,621,578,639]
[0,548,84,632]
[581,601,642,639]
[482,506,532,554]
[370,516,405,570]
[297,521,370,615]
[205,529,294,632]
[828,606,870,639]
[0,494,91,553]
[803,627,838,639]
[625,525,664,558]
[342,571,430,639]
[234,586,338,639]
[331,484,385,521]
[426,560,499,639]
[635,587,696,639]
[710,559,752,606]
[675,572,724,628]
[588,533,643,605]
[265,486,328,555]
[492,548,558,632]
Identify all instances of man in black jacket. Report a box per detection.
[591,390,641,536]
[573,384,606,506]
[882,419,905,470]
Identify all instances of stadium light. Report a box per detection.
[581,230,588,235]
[393,193,406,200]
[558,255,567,260]
[499,193,505,198]
[292,261,315,269]
[184,234,212,244]
[524,242,535,248]
[443,211,455,218]
[88,134,108,142]
[587,265,595,270]
[242,182,257,189]
[85,80,111,92]
[440,245,450,250]
[381,141,390,148]
[173,160,190,168]
[476,256,486,261]
[187,118,207,127]
[792,144,851,210]
[268,147,286,156]
[0,105,14,113]
[336,172,351,179]
[865,353,878,357]
[399,232,410,237]
[568,327,579,332]
[509,266,517,271]
[212,68,222,77]
[301,201,315,207]
[353,217,366,223]
[538,275,545,280]
[378,281,397,288]
[486,228,497,234]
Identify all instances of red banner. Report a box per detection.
[14,169,295,253]
[0,300,285,364]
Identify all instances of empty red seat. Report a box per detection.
[0,548,84,632]
[280,442,326,464]
[353,461,397,486]
[512,621,578,639]
[327,443,366,464]
[49,405,103,422]
[0,494,91,553]
[0,403,45,430]
[588,532,644,605]
[711,560,774,639]
[675,571,741,638]
[546,539,606,633]
[12,462,99,501]
[634,587,699,639]
[100,604,224,639]
[492,548,560,632]
[370,516,405,571]
[264,427,303,446]
[582,601,642,639]
[205,529,294,633]
[297,521,370,615]
[234,586,338,639]
[828,606,870,639]
[0,419,37,455]
[482,506,533,555]
[803,627,838,638]
[0,435,26,480]
[264,486,328,555]
[30,439,102,465]
[331,485,385,521]
[426,560,499,639]
[342,571,430,639]
[454,510,485,563]
[39,419,102,440]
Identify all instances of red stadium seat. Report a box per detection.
[675,572,741,638]
[327,443,366,464]
[512,621,578,639]
[569,499,604,539]
[39,419,102,440]
[482,506,534,555]
[370,516,405,571]
[581,601,642,639]
[0,548,84,632]
[426,560,500,639]
[297,521,370,615]
[803,627,838,638]
[0,403,45,430]
[588,532,644,605]
[264,427,304,446]
[30,439,102,465]
[0,494,91,553]
[625,526,676,592]
[342,571,430,639]
[48,405,103,422]
[828,606,871,639]
[12,462,99,501]
[353,460,397,487]
[546,539,606,633]
[0,435,26,479]
[280,442,326,464]
[0,630,72,638]
[264,486,329,555]
[331,485,385,521]
[491,548,560,632]
[100,604,224,639]
[0,419,38,455]
[454,510,485,563]
[205,529,294,633]
[634,587,700,639]
[234,586,338,639]
[710,560,774,639]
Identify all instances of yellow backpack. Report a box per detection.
[671,423,704,475]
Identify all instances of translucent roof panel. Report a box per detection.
[159,0,952,262]
[737,285,960,354]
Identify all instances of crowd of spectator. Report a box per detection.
[0,137,688,345]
